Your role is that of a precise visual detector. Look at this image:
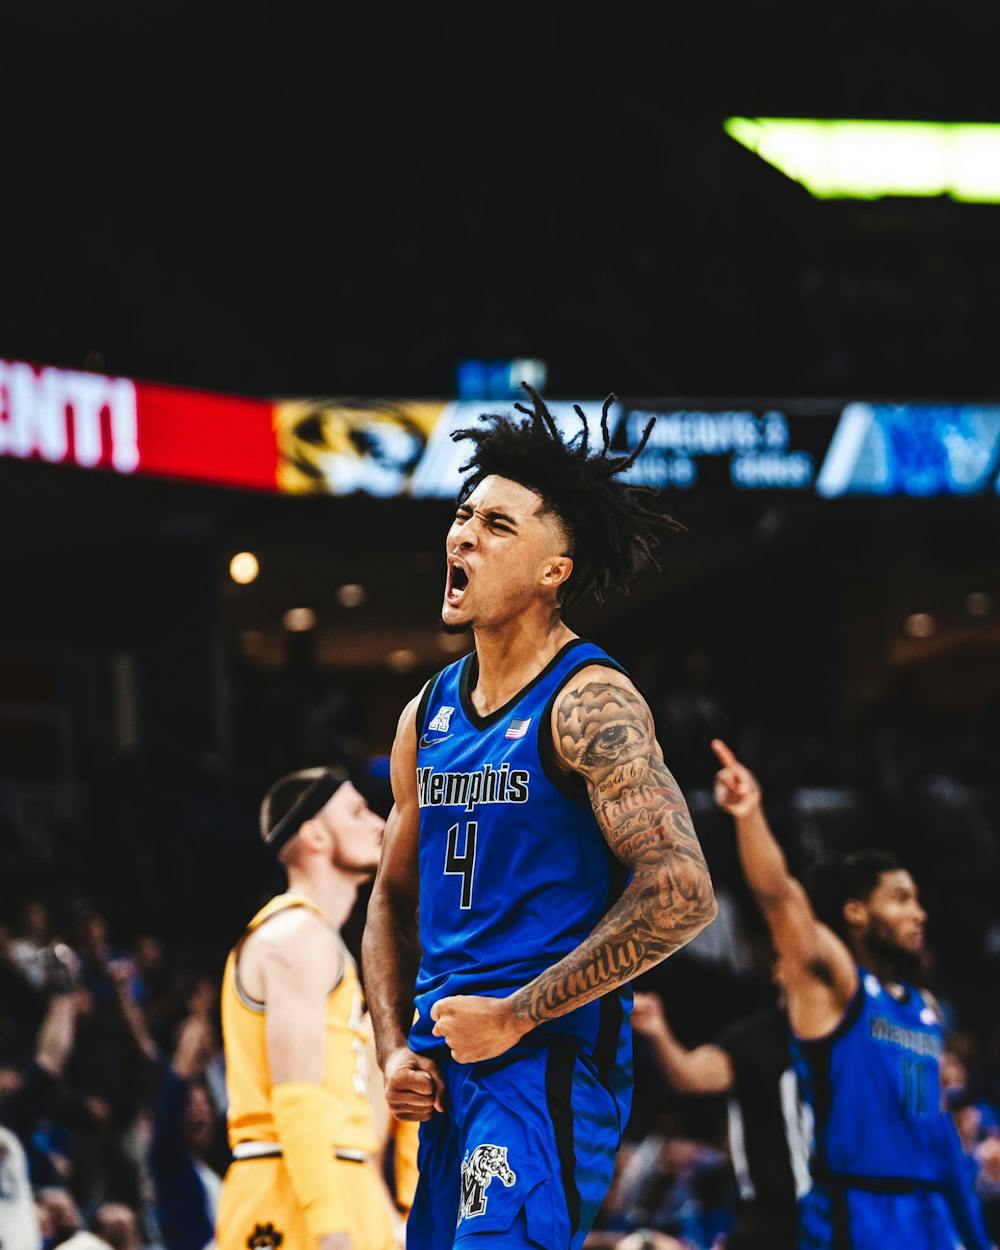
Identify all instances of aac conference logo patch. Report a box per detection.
[428,706,455,733]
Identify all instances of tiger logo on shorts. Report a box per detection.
[246,1223,283,1248]
[458,1143,517,1223]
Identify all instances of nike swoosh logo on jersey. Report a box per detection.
[419,733,454,748]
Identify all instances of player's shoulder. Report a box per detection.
[550,661,644,717]
[395,677,435,741]
[558,660,634,691]
[253,900,338,957]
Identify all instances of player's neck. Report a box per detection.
[853,939,907,989]
[471,614,576,716]
[285,866,358,931]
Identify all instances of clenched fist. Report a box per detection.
[711,739,762,819]
[383,1047,445,1122]
[430,994,531,1064]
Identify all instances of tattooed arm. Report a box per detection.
[509,667,716,1025]
[430,666,717,1062]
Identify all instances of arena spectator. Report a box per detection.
[0,1114,41,1248]
[974,1137,1000,1244]
[94,1202,145,1250]
[11,901,55,991]
[149,1011,225,1250]
[36,1186,111,1247]
[127,936,182,1053]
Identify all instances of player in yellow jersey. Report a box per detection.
[390,1117,419,1216]
[217,766,401,1250]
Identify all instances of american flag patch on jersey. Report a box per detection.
[505,717,532,739]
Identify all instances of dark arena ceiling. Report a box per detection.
[3,4,1000,400]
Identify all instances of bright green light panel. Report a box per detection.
[724,118,1000,202]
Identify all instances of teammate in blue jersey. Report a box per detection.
[710,739,991,1250]
[362,386,718,1250]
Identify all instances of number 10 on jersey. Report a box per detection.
[445,821,478,909]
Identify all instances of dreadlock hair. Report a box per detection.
[452,384,684,608]
[802,850,903,941]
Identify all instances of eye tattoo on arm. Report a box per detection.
[509,679,717,1027]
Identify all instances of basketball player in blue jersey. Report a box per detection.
[362,386,718,1250]
[710,739,991,1250]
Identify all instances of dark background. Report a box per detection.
[0,7,998,1029]
[3,5,1000,398]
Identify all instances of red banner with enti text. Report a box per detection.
[0,359,279,491]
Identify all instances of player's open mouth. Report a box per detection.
[446,560,469,605]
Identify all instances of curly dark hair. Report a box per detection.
[452,384,684,608]
[802,850,903,940]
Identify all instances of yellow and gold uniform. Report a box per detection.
[391,1117,420,1214]
[216,893,395,1250]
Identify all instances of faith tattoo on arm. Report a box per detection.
[509,678,717,1027]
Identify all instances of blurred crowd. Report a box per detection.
[4,881,1000,1250]
[2,654,999,1248]
[0,901,228,1249]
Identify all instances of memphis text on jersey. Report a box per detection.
[417,764,530,813]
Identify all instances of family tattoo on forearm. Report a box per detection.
[509,681,716,1026]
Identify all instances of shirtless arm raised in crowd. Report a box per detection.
[429,666,718,1063]
[709,739,856,1039]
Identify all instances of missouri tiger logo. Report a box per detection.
[274,399,443,496]
[458,1143,517,1223]
[246,1222,283,1248]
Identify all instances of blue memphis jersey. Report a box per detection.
[409,638,632,1057]
[795,968,949,1183]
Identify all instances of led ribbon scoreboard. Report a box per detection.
[1,358,998,499]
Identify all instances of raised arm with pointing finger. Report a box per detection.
[709,738,855,1039]
[710,737,992,1250]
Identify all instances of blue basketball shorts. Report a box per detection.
[406,1037,632,1250]
[798,1183,959,1250]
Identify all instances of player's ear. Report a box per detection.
[297,818,328,854]
[843,899,867,930]
[540,556,573,590]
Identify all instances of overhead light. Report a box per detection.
[904,612,936,638]
[386,648,418,672]
[725,118,1000,203]
[229,551,260,585]
[283,607,317,632]
[336,583,367,608]
[965,592,993,617]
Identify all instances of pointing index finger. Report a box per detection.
[711,738,738,770]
